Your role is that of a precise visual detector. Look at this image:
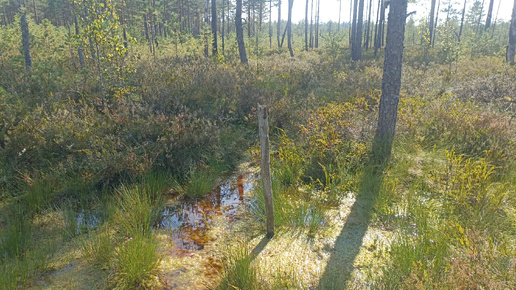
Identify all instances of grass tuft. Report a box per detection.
[81,230,114,269]
[111,234,163,289]
[183,167,219,199]
[112,184,164,238]
[217,246,258,290]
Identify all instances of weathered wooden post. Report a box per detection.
[258,104,274,238]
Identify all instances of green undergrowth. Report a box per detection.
[1,27,516,288]
[217,243,302,290]
[245,90,515,288]
[370,94,516,288]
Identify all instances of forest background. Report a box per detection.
[1,0,515,288]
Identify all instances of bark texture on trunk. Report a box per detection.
[429,0,436,45]
[314,0,319,48]
[269,0,272,48]
[32,0,38,24]
[351,0,358,50]
[351,0,364,60]
[365,0,373,49]
[277,0,282,48]
[310,0,314,48]
[222,0,225,53]
[373,0,408,162]
[258,105,275,239]
[485,0,495,30]
[204,0,209,57]
[236,0,248,64]
[211,0,217,55]
[287,0,294,57]
[305,0,309,51]
[459,0,467,42]
[374,0,380,54]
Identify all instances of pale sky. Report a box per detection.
[279,0,514,24]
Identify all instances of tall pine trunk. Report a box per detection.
[222,0,225,54]
[374,0,381,55]
[476,0,485,34]
[432,0,440,47]
[212,0,217,55]
[429,0,436,45]
[19,0,32,70]
[352,0,358,50]
[305,0,309,51]
[315,0,320,48]
[269,0,272,48]
[373,0,408,162]
[380,0,385,46]
[32,0,38,24]
[287,0,294,56]
[247,0,251,38]
[458,0,467,42]
[310,0,314,48]
[351,0,364,60]
[277,0,282,48]
[236,0,248,63]
[3,4,8,26]
[485,0,495,30]
[144,14,152,53]
[204,0,209,57]
[365,0,372,49]
[349,0,353,46]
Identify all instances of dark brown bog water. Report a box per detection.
[158,175,255,255]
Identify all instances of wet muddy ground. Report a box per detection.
[160,174,254,255]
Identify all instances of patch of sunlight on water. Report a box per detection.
[158,174,255,254]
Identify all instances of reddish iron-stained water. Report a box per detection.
[158,175,254,255]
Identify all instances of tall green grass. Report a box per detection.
[0,205,32,259]
[81,230,113,268]
[0,249,51,290]
[217,247,258,290]
[376,144,515,288]
[182,167,219,198]
[0,205,53,289]
[111,233,162,289]
[112,184,164,238]
[250,179,325,234]
[139,170,173,199]
[22,177,57,215]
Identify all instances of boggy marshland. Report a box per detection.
[1,11,516,289]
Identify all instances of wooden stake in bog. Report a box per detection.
[258,104,275,238]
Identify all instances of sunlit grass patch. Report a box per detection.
[81,229,114,269]
[112,184,164,238]
[375,141,516,288]
[182,166,219,199]
[217,246,258,290]
[250,179,325,234]
[110,233,163,289]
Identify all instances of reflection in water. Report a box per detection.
[75,210,102,234]
[159,175,254,254]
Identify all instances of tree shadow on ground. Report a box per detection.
[251,235,271,261]
[318,162,386,289]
